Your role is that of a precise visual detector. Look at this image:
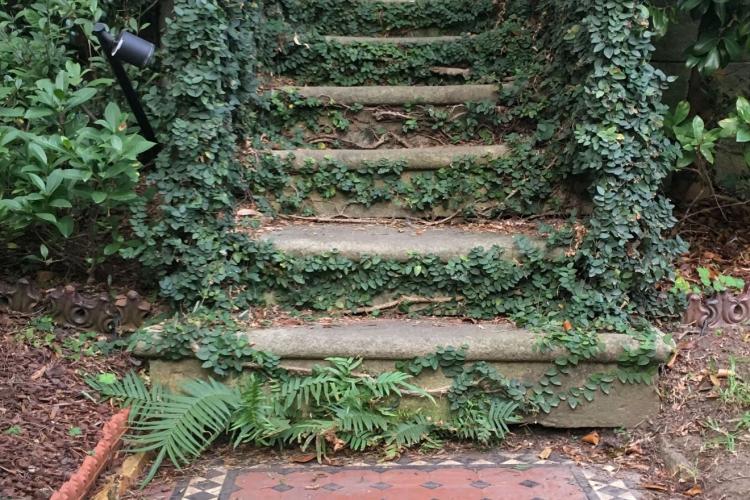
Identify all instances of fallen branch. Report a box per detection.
[352,295,462,314]
[430,66,472,77]
[421,209,464,226]
[278,215,386,224]
[373,110,415,121]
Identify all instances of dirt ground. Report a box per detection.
[0,312,138,499]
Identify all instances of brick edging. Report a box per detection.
[51,408,130,500]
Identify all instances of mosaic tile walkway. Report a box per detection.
[155,452,642,500]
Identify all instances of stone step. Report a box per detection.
[323,35,462,45]
[265,29,516,86]
[282,84,500,105]
[266,145,508,170]
[284,0,496,37]
[255,223,530,261]
[141,318,672,428]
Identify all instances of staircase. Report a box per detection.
[144,0,670,427]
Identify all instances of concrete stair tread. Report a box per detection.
[264,144,508,170]
[137,317,672,362]
[253,223,535,260]
[280,84,501,105]
[236,319,672,362]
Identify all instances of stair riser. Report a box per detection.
[264,28,531,86]
[256,100,511,150]
[247,153,563,219]
[149,358,662,428]
[282,0,497,37]
[238,229,564,315]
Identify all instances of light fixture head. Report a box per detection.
[93,23,155,67]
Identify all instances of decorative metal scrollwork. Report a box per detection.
[683,285,750,328]
[0,278,150,334]
[0,278,42,312]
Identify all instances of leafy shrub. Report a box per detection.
[0,0,152,269]
[650,0,750,74]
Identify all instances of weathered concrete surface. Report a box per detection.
[267,145,508,170]
[231,320,673,362]
[287,85,500,105]
[144,320,671,428]
[256,223,527,260]
[325,35,462,45]
[297,193,454,218]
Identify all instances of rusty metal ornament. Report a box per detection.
[48,285,120,333]
[115,290,151,332]
[0,278,42,312]
[683,285,750,328]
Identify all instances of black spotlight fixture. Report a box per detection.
[92,23,158,161]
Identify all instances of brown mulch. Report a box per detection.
[676,203,750,284]
[0,312,139,499]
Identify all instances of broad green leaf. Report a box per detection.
[66,87,97,109]
[691,116,705,138]
[27,173,46,192]
[91,191,107,204]
[24,107,55,119]
[35,212,57,223]
[55,215,74,237]
[49,198,72,208]
[0,107,24,118]
[45,169,64,194]
[104,103,121,131]
[0,128,20,146]
[28,142,47,165]
[719,116,738,137]
[110,135,123,152]
[737,97,750,123]
[673,101,690,125]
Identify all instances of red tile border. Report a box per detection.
[227,464,587,499]
[50,408,130,500]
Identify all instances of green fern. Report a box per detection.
[385,415,433,448]
[486,400,520,439]
[85,371,163,423]
[128,378,240,484]
[231,375,291,446]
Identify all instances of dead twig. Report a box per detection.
[352,295,462,314]
[278,215,384,224]
[373,110,415,121]
[421,209,464,226]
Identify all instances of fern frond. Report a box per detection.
[365,371,435,403]
[334,405,392,433]
[487,400,520,439]
[278,374,338,410]
[320,357,363,378]
[343,430,379,451]
[86,371,163,423]
[127,378,240,484]
[232,375,291,446]
[384,415,433,448]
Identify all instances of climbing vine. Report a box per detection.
[260,21,536,86]
[245,138,557,217]
[277,0,498,36]
[533,0,686,324]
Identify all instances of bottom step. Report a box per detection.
[140,319,672,428]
